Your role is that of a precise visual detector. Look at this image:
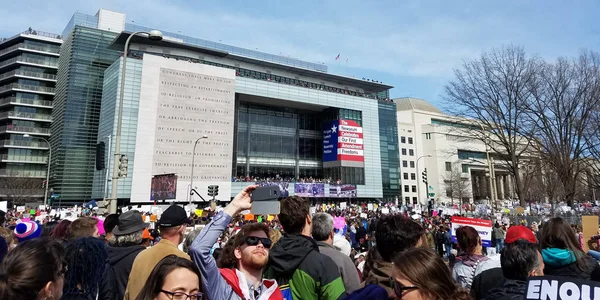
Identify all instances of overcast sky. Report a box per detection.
[2,0,599,109]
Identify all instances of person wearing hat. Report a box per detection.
[100,210,148,300]
[470,225,538,300]
[124,205,191,300]
[14,220,42,243]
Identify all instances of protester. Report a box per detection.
[135,255,203,300]
[102,210,148,300]
[102,213,119,242]
[312,213,361,293]
[0,238,66,300]
[141,228,154,248]
[392,248,471,300]
[69,217,99,239]
[363,214,424,297]
[265,195,346,299]
[192,185,283,300]
[483,240,544,300]
[452,226,500,289]
[182,228,202,255]
[0,227,15,251]
[62,237,110,300]
[0,237,7,264]
[470,225,537,300]
[52,220,72,243]
[493,223,505,253]
[42,221,58,237]
[539,217,600,280]
[124,205,191,300]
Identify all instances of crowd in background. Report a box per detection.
[1,188,600,299]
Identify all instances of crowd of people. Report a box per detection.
[1,187,600,299]
[232,176,337,184]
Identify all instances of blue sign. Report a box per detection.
[323,120,339,162]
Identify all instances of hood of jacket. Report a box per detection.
[268,234,319,276]
[363,259,394,298]
[106,244,145,266]
[542,248,577,267]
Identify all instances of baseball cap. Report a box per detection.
[142,228,154,240]
[158,205,190,227]
[505,225,536,244]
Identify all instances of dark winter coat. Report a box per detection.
[100,244,145,299]
[544,255,600,281]
[482,280,527,300]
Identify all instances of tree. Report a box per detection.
[525,51,600,206]
[444,45,537,207]
[442,163,472,209]
[0,175,44,205]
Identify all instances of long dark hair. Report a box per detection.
[62,237,107,298]
[135,255,202,300]
[51,220,72,240]
[540,217,586,271]
[0,238,65,300]
[392,248,471,300]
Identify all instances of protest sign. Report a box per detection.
[340,202,347,209]
[333,217,346,230]
[0,201,7,212]
[367,203,373,211]
[16,206,25,213]
[526,275,600,300]
[257,216,263,223]
[360,213,367,218]
[267,215,275,221]
[451,216,493,247]
[381,208,390,214]
[244,214,254,221]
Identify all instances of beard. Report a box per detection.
[241,250,268,270]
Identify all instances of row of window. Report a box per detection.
[401,148,414,156]
[404,196,419,205]
[400,136,414,144]
[403,173,417,180]
[403,185,417,193]
[401,160,415,168]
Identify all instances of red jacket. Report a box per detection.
[219,268,283,300]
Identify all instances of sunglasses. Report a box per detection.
[390,278,418,299]
[244,236,272,249]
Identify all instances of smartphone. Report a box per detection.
[251,186,281,215]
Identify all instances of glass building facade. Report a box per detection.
[378,101,401,199]
[50,26,120,204]
[0,29,61,201]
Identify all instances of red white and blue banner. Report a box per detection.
[323,119,365,163]
[451,216,493,247]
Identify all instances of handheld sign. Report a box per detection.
[451,216,493,247]
[526,275,600,300]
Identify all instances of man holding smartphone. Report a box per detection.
[190,185,283,300]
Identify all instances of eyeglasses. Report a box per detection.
[390,279,418,299]
[244,236,272,249]
[160,290,204,300]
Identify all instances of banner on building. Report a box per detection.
[329,184,357,198]
[525,275,600,299]
[451,216,493,247]
[322,119,364,163]
[150,173,178,201]
[294,183,325,198]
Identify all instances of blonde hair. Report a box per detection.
[269,228,282,245]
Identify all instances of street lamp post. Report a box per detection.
[23,134,50,206]
[189,135,208,205]
[416,154,432,205]
[110,30,163,213]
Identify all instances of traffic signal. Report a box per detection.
[118,155,128,177]
[42,180,47,189]
[207,185,219,197]
[422,168,428,184]
[95,142,105,170]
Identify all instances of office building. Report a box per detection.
[0,29,61,202]
[394,97,516,206]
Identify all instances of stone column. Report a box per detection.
[481,174,488,200]
[498,175,505,200]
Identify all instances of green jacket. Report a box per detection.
[265,234,346,300]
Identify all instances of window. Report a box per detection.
[410,161,415,168]
[462,164,469,173]
[403,173,409,180]
[425,133,432,139]
[446,188,453,197]
[402,161,408,168]
[408,137,413,144]
[404,185,410,193]
[412,197,418,204]
[405,197,410,203]
[411,173,416,180]
[412,185,417,193]
[401,136,406,143]
[445,162,452,172]
[409,149,414,156]
[401,148,407,155]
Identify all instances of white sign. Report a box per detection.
[16,206,25,213]
[0,201,7,212]
[451,216,493,247]
[367,204,373,211]
[131,55,235,203]
[340,202,347,209]
[381,208,390,214]
[360,213,367,218]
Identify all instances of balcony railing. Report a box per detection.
[0,97,53,108]
[0,188,45,197]
[0,42,60,57]
[0,169,46,177]
[0,83,55,94]
[0,154,48,163]
[0,69,57,82]
[0,139,49,148]
[0,125,50,134]
[0,29,61,46]
[0,111,52,121]
[0,56,59,69]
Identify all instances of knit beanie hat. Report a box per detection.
[14,220,42,243]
